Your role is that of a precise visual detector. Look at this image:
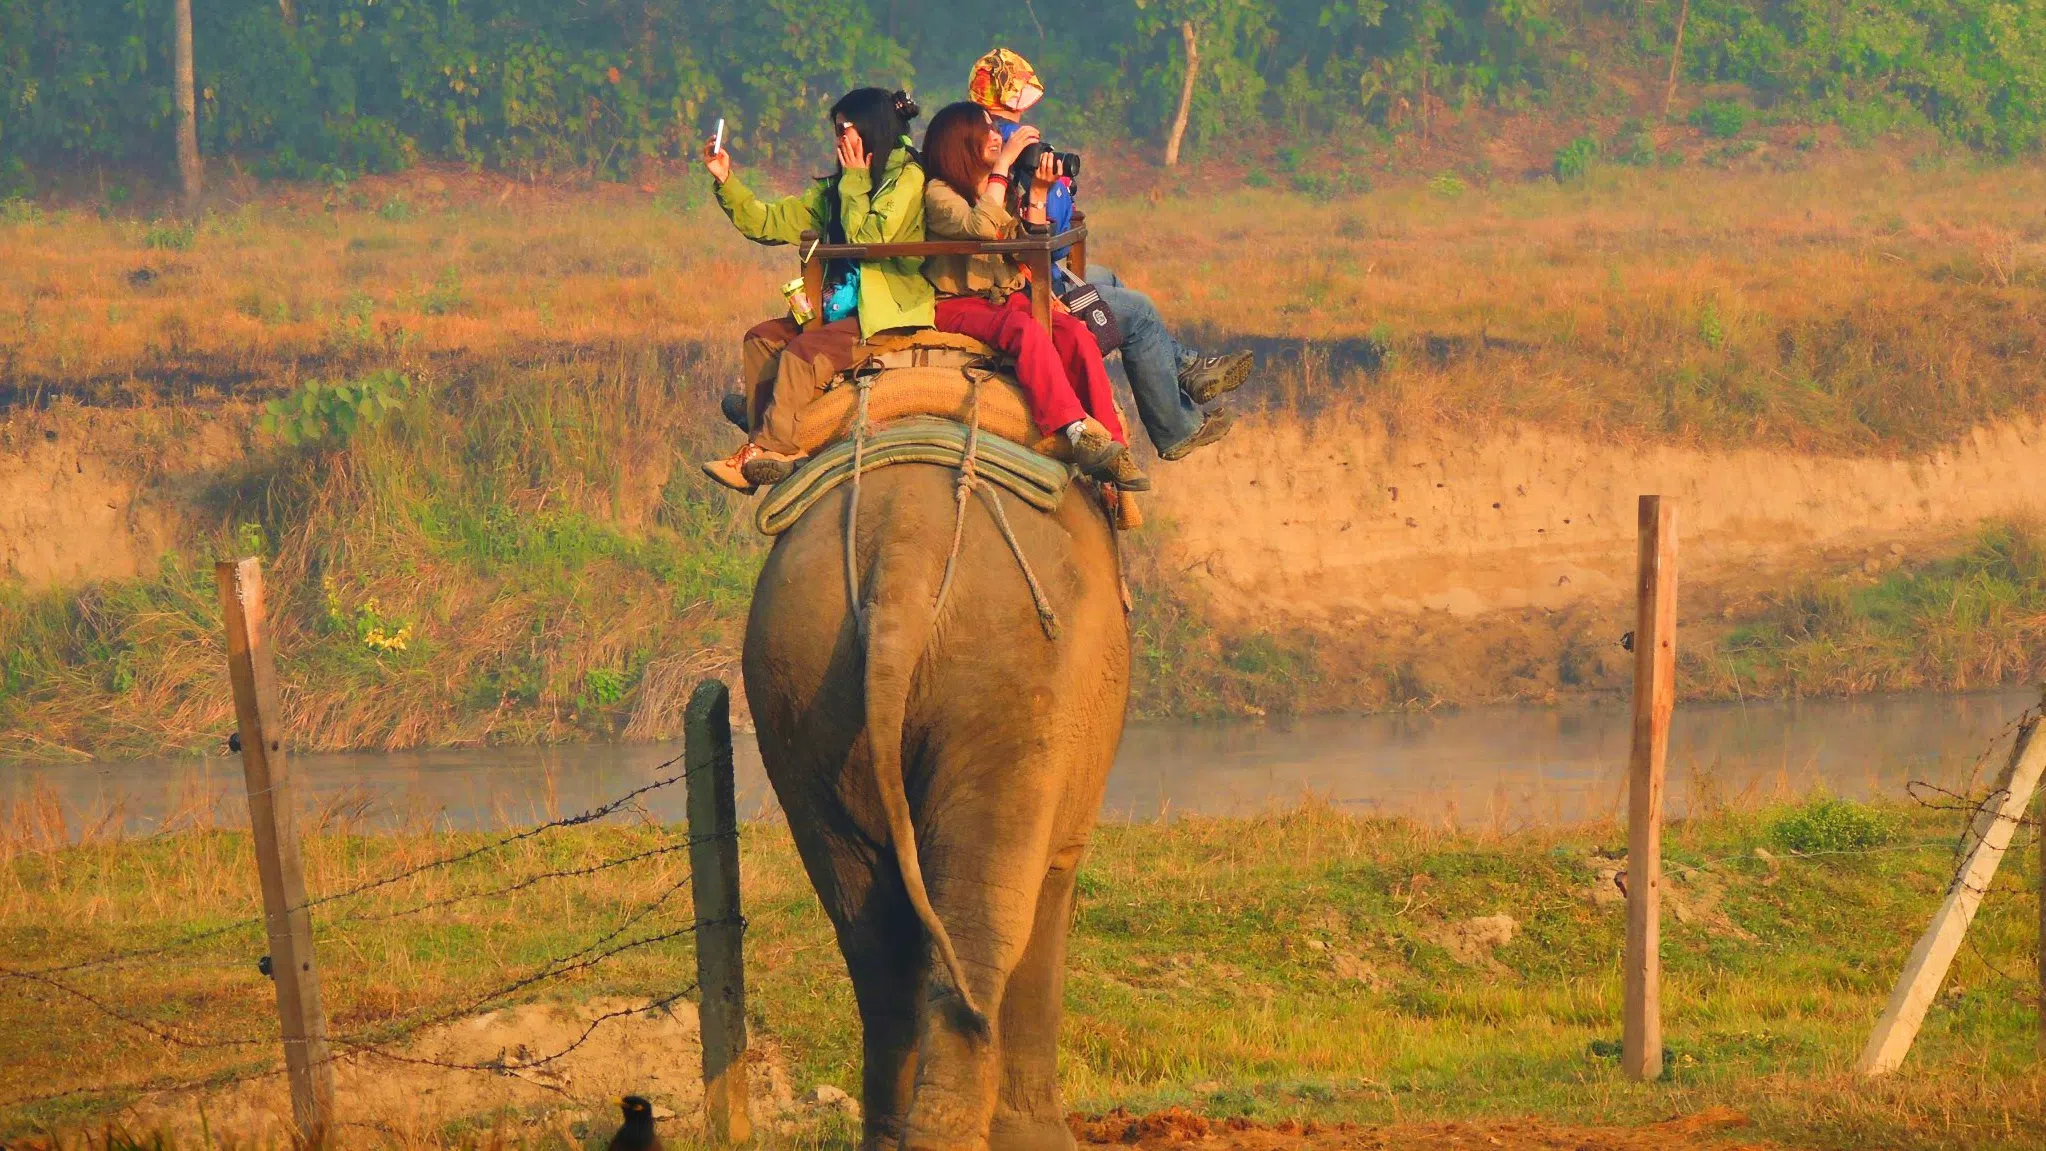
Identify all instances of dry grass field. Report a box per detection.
[4,150,2046,757]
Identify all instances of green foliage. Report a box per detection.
[576,666,629,711]
[1552,134,1599,180]
[419,268,464,316]
[1712,521,2046,698]
[1697,296,1726,349]
[1689,98,1749,139]
[1767,798,1901,855]
[0,196,42,225]
[143,221,194,250]
[4,2,2041,184]
[261,370,409,446]
[233,521,268,557]
[320,574,415,654]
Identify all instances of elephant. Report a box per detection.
[743,461,1130,1151]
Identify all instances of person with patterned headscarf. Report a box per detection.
[966,48,1252,463]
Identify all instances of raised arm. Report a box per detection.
[838,161,928,245]
[714,174,829,247]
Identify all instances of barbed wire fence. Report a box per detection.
[0,670,754,1144]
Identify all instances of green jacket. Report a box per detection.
[713,141,935,339]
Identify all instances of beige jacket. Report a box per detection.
[921,178,1030,301]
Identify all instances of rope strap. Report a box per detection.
[843,375,873,634]
[932,371,1060,640]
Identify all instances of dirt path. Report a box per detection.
[1073,1107,1773,1151]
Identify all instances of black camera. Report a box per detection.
[1012,139,1080,182]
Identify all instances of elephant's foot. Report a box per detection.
[989,1114,1078,1151]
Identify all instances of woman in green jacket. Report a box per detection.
[701,88,934,491]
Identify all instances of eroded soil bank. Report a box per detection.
[5,393,2046,757]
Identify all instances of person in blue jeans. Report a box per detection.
[968,48,1252,461]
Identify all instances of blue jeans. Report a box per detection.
[1086,265,1203,455]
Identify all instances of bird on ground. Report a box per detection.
[608,1095,662,1151]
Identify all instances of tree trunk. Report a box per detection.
[278,0,295,25]
[1661,0,1690,119]
[174,0,202,218]
[1163,21,1200,168]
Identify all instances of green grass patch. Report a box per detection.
[4,803,2041,1147]
[1704,520,2046,698]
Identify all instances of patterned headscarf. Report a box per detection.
[968,48,1044,115]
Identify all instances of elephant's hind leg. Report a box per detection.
[991,845,1085,1151]
[902,767,1062,1151]
[841,875,929,1151]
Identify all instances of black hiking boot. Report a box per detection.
[1159,406,1234,462]
[720,392,749,431]
[1179,350,1254,405]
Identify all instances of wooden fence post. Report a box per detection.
[1624,496,1678,1082]
[1858,703,2046,1075]
[217,558,333,1147]
[686,680,750,1143]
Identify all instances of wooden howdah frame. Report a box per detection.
[797,221,1088,337]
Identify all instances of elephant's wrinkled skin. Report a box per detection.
[743,463,1129,1151]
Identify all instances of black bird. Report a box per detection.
[608,1096,662,1151]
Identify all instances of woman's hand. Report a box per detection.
[1030,149,1057,194]
[702,137,732,184]
[835,124,869,174]
[993,125,1040,177]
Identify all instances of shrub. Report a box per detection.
[1768,798,1901,855]
[144,222,196,251]
[578,667,630,711]
[1553,135,1600,181]
[420,268,465,316]
[1612,129,1657,167]
[261,370,410,446]
[1690,100,1750,140]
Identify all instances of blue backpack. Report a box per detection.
[822,267,860,324]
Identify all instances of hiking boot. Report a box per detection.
[1066,419,1146,488]
[740,446,807,486]
[1065,419,1124,477]
[1158,406,1234,462]
[702,442,768,492]
[720,392,749,431]
[1107,449,1153,491]
[1179,350,1254,405]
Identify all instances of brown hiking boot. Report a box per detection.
[702,442,766,492]
[739,446,807,486]
[1066,419,1138,487]
[1107,449,1153,491]
[1159,406,1234,462]
[1179,350,1254,405]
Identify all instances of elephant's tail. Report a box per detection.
[863,584,991,1040]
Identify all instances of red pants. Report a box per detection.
[933,293,1126,443]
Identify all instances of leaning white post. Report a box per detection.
[1859,698,2046,1076]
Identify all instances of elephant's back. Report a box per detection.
[743,463,1129,757]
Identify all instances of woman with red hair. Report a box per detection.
[919,101,1148,490]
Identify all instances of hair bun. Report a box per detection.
[893,90,921,121]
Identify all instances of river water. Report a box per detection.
[5,688,2037,836]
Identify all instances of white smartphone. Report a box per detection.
[712,118,726,155]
